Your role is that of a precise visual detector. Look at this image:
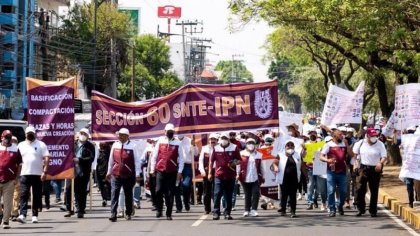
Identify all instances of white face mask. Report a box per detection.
[79,135,88,142]
[246,144,255,151]
[286,149,295,155]
[288,131,294,136]
[221,139,229,146]
[369,137,378,143]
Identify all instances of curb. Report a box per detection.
[378,189,420,229]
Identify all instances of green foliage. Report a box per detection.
[215,60,253,83]
[118,35,183,101]
[51,3,134,92]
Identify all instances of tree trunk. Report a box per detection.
[375,73,392,117]
[387,144,402,165]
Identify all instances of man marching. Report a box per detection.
[106,128,142,222]
[0,130,22,229]
[198,133,218,214]
[150,124,185,220]
[209,132,241,220]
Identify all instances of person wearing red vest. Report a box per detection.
[106,128,142,222]
[150,123,185,220]
[198,133,218,214]
[320,129,354,217]
[0,130,22,229]
[237,138,264,217]
[208,132,241,220]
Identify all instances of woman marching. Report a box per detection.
[273,141,307,218]
[237,138,265,217]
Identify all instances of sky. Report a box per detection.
[118,0,273,82]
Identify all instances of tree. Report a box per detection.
[51,3,133,95]
[117,35,183,101]
[215,60,253,83]
[229,0,420,118]
[267,56,302,113]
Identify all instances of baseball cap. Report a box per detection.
[366,128,379,137]
[264,134,274,142]
[1,130,12,138]
[79,128,90,138]
[220,132,229,138]
[209,133,218,139]
[165,123,175,131]
[117,128,130,136]
[25,126,36,134]
[246,138,256,143]
[338,126,347,132]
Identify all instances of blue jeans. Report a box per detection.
[222,180,239,209]
[175,164,192,210]
[405,178,414,206]
[213,177,235,216]
[111,176,135,217]
[133,183,141,204]
[51,180,63,200]
[327,170,347,213]
[306,169,317,204]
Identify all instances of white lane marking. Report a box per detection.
[367,194,420,236]
[192,215,208,227]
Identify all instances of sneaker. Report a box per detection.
[321,204,326,211]
[231,208,236,211]
[10,215,17,222]
[250,210,259,217]
[2,222,10,229]
[297,193,302,200]
[55,198,62,204]
[134,202,141,209]
[290,212,297,218]
[328,212,336,217]
[125,215,131,220]
[32,216,39,223]
[17,215,26,224]
[243,211,249,217]
[213,214,220,220]
[117,211,124,218]
[306,204,313,210]
[224,215,233,220]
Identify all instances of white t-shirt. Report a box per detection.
[353,139,387,166]
[18,140,50,176]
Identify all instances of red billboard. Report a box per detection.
[158,5,182,18]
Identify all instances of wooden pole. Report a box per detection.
[89,173,93,211]
[71,179,75,212]
[191,135,198,206]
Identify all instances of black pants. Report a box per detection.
[20,175,42,217]
[42,180,51,208]
[96,172,111,201]
[355,166,381,214]
[280,183,298,213]
[242,181,260,211]
[213,178,235,216]
[149,175,157,208]
[202,177,213,213]
[156,171,177,217]
[75,174,90,214]
[110,176,135,217]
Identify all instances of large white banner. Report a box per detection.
[279,111,304,134]
[394,83,420,130]
[321,81,364,126]
[399,134,420,181]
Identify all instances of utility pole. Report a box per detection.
[110,0,118,98]
[231,54,243,83]
[175,20,203,83]
[131,45,135,102]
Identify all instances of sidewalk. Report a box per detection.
[379,166,420,229]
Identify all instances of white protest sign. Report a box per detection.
[394,83,420,130]
[313,151,327,176]
[321,81,364,126]
[399,134,420,181]
[279,111,304,134]
[382,110,397,137]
